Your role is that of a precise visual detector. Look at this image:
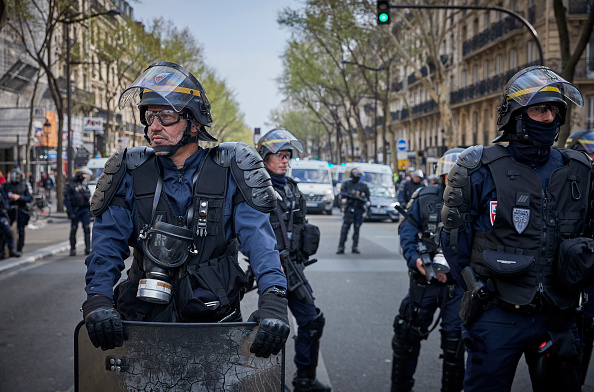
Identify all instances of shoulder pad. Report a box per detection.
[212,142,238,167]
[406,186,424,211]
[558,148,592,168]
[457,145,483,169]
[90,149,129,217]
[229,143,275,212]
[125,146,154,170]
[481,144,510,164]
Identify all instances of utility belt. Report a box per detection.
[493,293,542,316]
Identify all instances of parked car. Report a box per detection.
[365,185,400,222]
[288,159,334,215]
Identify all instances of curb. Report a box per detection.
[0,240,71,274]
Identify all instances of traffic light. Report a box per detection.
[377,0,390,25]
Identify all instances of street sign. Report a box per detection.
[397,139,408,151]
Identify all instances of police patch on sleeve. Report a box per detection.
[489,201,497,225]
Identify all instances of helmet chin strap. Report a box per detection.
[148,121,200,158]
[509,113,560,148]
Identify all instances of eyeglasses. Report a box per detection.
[272,152,291,161]
[145,110,186,126]
[525,104,560,117]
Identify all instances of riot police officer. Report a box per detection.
[257,128,331,392]
[2,168,32,253]
[0,186,20,258]
[565,128,594,386]
[64,166,92,256]
[441,66,591,391]
[336,168,370,254]
[397,169,425,205]
[391,148,465,392]
[82,62,289,359]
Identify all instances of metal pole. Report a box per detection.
[66,21,72,180]
[389,4,544,66]
[374,70,378,163]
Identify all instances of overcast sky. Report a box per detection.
[133,0,297,133]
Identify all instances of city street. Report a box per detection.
[0,209,592,391]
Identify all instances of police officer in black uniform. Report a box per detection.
[441,66,591,391]
[257,128,331,392]
[336,168,370,254]
[2,168,32,253]
[64,166,92,256]
[398,169,425,205]
[565,128,594,386]
[82,62,289,359]
[0,186,20,258]
[391,148,465,392]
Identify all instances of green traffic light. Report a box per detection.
[378,12,389,23]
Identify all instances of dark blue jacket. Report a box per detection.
[85,148,286,299]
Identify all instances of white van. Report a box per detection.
[86,157,109,196]
[337,162,395,197]
[288,159,335,215]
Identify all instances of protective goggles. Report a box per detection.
[525,104,560,117]
[142,221,195,269]
[145,110,188,127]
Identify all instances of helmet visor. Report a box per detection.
[259,129,303,154]
[567,131,594,154]
[118,65,200,111]
[506,67,584,108]
[437,152,461,177]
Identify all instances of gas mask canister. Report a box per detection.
[137,221,195,304]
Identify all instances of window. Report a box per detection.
[483,60,490,79]
[587,35,594,77]
[473,64,479,83]
[587,96,594,129]
[473,111,479,145]
[462,70,467,88]
[509,49,518,69]
[484,11,490,28]
[496,55,503,74]
[528,41,537,63]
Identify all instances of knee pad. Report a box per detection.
[304,308,325,340]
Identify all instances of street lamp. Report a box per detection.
[341,60,386,163]
[62,8,119,180]
[43,118,51,175]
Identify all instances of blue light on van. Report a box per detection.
[341,163,345,166]
[295,157,300,161]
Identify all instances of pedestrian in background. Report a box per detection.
[257,128,331,392]
[441,66,591,391]
[64,166,92,256]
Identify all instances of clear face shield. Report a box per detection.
[259,129,304,155]
[138,221,195,304]
[505,67,584,108]
[118,65,200,112]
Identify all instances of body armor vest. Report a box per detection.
[415,185,443,255]
[69,180,91,209]
[4,182,27,208]
[342,179,368,210]
[269,177,306,253]
[469,145,591,309]
[115,148,247,322]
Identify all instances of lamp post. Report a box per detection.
[43,118,51,175]
[62,9,119,180]
[341,60,386,163]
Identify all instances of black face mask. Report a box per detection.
[522,112,559,147]
[352,176,360,183]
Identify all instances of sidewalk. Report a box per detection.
[0,204,82,274]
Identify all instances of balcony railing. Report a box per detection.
[569,0,593,14]
[462,15,522,57]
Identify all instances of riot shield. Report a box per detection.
[74,320,284,392]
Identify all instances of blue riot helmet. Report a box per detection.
[565,129,594,155]
[257,128,304,161]
[118,62,216,157]
[74,166,92,180]
[494,66,584,145]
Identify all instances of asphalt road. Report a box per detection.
[1,208,594,391]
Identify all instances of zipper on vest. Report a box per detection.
[178,170,183,184]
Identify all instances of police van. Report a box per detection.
[86,157,109,197]
[288,159,335,215]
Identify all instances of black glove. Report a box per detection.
[548,329,578,363]
[247,291,290,358]
[67,210,74,219]
[82,295,124,351]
